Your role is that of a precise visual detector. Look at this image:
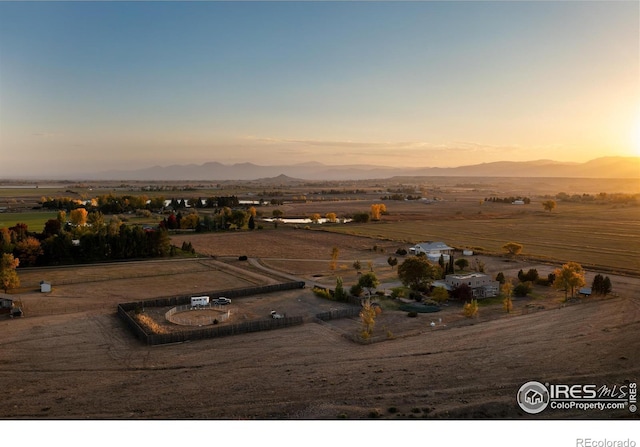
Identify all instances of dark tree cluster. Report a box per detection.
[591,274,612,295]
[485,197,531,204]
[1,220,172,267]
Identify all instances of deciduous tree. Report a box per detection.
[370,203,387,221]
[69,208,88,226]
[359,300,377,339]
[501,280,513,313]
[0,253,20,293]
[502,242,523,256]
[553,261,585,300]
[542,200,557,212]
[14,236,43,267]
[431,286,449,304]
[330,247,339,270]
[455,258,469,272]
[397,256,439,291]
[358,272,379,296]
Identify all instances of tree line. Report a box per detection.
[0,213,173,268]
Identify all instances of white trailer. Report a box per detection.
[190,296,210,307]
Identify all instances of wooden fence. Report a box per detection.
[316,307,361,321]
[117,281,305,345]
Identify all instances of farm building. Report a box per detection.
[40,281,52,293]
[409,241,454,262]
[444,273,500,298]
[0,296,13,315]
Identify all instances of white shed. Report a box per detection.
[40,281,52,293]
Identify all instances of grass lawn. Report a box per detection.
[0,211,59,232]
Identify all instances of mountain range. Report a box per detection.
[87,156,640,181]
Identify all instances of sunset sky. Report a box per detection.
[0,1,638,177]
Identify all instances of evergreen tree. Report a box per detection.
[592,274,604,294]
[602,276,612,295]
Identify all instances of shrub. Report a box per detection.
[463,299,479,318]
[313,286,332,299]
[395,248,408,256]
[514,282,533,297]
[238,255,248,261]
[350,284,363,297]
[407,311,418,318]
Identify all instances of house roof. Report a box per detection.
[414,242,454,252]
[446,273,491,280]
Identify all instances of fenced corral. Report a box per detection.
[316,307,361,321]
[146,316,304,345]
[117,281,305,345]
[165,304,231,326]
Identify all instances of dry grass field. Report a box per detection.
[1,177,639,423]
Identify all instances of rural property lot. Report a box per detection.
[1,177,639,420]
[2,229,639,420]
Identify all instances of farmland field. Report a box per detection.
[0,211,59,232]
[1,177,639,423]
[321,201,640,276]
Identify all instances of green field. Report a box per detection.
[0,211,59,232]
[322,203,640,276]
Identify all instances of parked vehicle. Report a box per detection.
[270,310,284,319]
[213,297,231,305]
[190,296,210,307]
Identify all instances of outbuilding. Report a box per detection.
[40,281,52,293]
[0,297,13,315]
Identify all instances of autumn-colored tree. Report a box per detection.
[310,213,321,224]
[69,208,88,226]
[87,211,106,234]
[553,261,585,300]
[542,200,557,212]
[330,246,339,271]
[0,253,20,293]
[359,300,378,339]
[325,212,337,223]
[0,227,12,253]
[370,203,387,221]
[431,286,449,304]
[248,206,257,217]
[502,242,523,256]
[181,213,200,230]
[14,236,43,267]
[463,299,479,318]
[501,280,514,313]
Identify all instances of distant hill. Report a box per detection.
[82,156,640,181]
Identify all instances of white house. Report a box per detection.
[445,273,500,298]
[409,241,454,262]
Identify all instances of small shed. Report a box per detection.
[579,287,592,297]
[40,281,52,293]
[0,297,13,314]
